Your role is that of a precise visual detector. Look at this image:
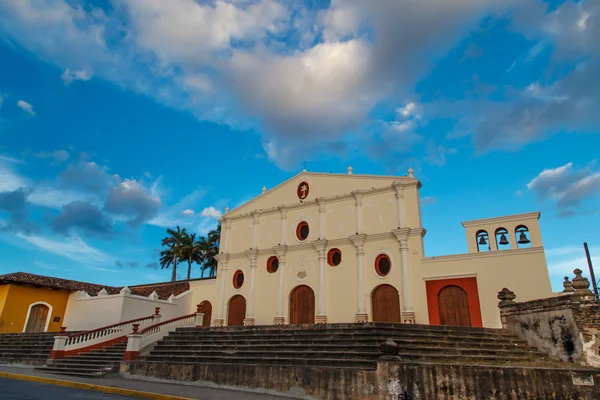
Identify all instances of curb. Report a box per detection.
[0,372,194,400]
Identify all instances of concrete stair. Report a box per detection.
[36,342,127,377]
[139,323,558,370]
[0,332,59,365]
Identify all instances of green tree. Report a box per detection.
[160,226,186,281]
[180,231,204,280]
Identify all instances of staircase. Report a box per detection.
[140,323,558,369]
[0,332,57,365]
[36,342,127,377]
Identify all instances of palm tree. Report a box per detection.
[160,226,186,281]
[180,231,204,280]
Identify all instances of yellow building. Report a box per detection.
[188,168,553,329]
[0,273,189,334]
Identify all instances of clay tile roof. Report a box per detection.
[128,281,190,299]
[0,272,190,300]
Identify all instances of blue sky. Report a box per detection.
[0,0,598,292]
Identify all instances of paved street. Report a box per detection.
[0,366,285,400]
[1,378,139,400]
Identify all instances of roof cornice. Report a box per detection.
[461,212,541,228]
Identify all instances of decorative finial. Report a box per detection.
[262,185,266,194]
[497,288,516,306]
[572,269,592,294]
[348,165,353,175]
[408,167,414,178]
[225,206,230,213]
[303,161,307,172]
[562,276,574,293]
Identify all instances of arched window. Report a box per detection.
[327,248,342,266]
[515,225,532,248]
[233,270,244,289]
[475,230,490,252]
[267,256,279,273]
[495,227,510,250]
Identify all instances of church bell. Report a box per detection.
[498,234,509,246]
[517,232,531,244]
[478,235,487,245]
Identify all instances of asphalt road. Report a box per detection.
[0,378,140,400]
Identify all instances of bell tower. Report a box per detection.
[461,212,543,253]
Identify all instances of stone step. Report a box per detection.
[167,330,526,343]
[68,353,123,361]
[36,366,106,378]
[154,338,535,352]
[142,355,376,369]
[150,344,542,358]
[47,360,117,368]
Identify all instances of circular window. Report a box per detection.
[267,256,279,273]
[327,248,342,266]
[375,254,391,277]
[233,270,244,289]
[296,221,309,241]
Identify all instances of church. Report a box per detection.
[0,167,554,333]
[196,167,553,329]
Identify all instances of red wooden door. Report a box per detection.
[227,295,246,326]
[289,285,315,324]
[371,284,401,323]
[438,285,471,327]
[25,304,49,333]
[200,301,212,327]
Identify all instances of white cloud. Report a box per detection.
[17,233,116,267]
[0,94,3,107]
[61,67,92,85]
[181,209,195,217]
[199,206,222,219]
[149,188,206,228]
[526,162,600,212]
[546,244,600,291]
[16,100,35,115]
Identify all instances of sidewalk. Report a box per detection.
[0,364,288,400]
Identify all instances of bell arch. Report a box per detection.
[495,227,510,250]
[475,230,490,252]
[515,225,532,248]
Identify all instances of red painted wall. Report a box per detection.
[425,277,483,327]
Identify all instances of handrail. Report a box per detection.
[64,314,156,347]
[123,309,203,361]
[66,315,155,340]
[138,313,195,335]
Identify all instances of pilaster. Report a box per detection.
[350,233,368,323]
[352,191,364,234]
[313,240,328,324]
[273,245,288,325]
[213,254,229,327]
[244,249,258,326]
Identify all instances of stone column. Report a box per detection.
[313,241,328,324]
[273,245,288,325]
[279,207,287,246]
[317,198,326,239]
[251,212,259,249]
[213,258,228,326]
[244,249,258,326]
[353,191,364,234]
[392,228,415,323]
[393,183,406,228]
[399,239,415,323]
[223,219,232,253]
[350,234,368,322]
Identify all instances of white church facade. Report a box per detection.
[186,167,554,329]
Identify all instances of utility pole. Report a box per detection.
[584,242,598,300]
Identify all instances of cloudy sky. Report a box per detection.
[0,0,598,290]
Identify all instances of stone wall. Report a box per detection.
[122,360,600,399]
[498,269,600,368]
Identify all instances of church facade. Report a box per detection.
[192,168,553,329]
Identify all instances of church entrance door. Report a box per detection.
[227,295,246,326]
[371,284,401,322]
[289,285,315,324]
[438,285,471,326]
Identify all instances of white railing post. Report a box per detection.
[194,303,205,327]
[50,334,68,360]
[123,333,142,361]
